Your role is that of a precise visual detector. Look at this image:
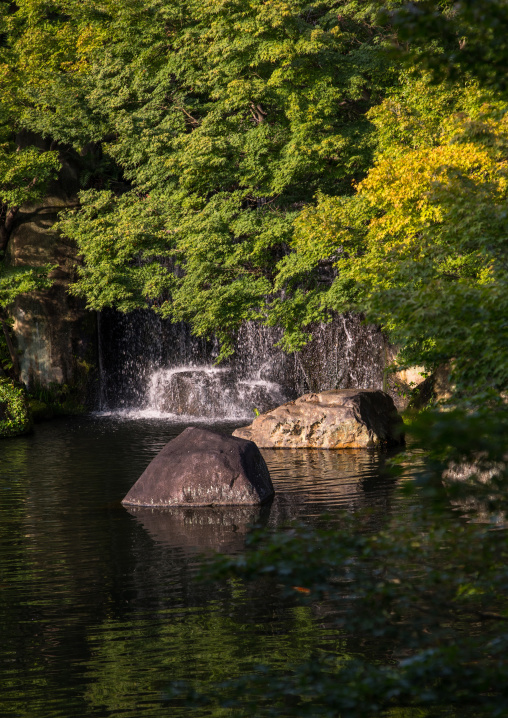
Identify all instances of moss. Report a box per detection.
[28,382,85,420]
[57,399,85,415]
[0,380,32,438]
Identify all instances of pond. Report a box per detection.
[0,416,409,717]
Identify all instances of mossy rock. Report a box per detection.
[0,380,32,438]
[57,399,85,416]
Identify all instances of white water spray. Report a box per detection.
[96,311,386,420]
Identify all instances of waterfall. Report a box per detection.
[144,366,289,420]
[97,310,386,420]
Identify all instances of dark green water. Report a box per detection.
[0,417,403,718]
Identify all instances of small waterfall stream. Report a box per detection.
[145,367,288,419]
[97,310,386,420]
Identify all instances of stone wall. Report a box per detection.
[5,136,99,405]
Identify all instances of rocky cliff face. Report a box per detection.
[5,135,98,404]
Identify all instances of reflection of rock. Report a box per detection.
[234,389,405,449]
[444,459,506,484]
[444,457,507,524]
[262,447,398,528]
[147,366,288,418]
[122,426,275,507]
[125,504,270,554]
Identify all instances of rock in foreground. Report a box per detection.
[233,389,404,449]
[122,426,274,507]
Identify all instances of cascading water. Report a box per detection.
[145,366,289,419]
[97,309,386,420]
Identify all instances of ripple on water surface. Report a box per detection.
[0,415,405,718]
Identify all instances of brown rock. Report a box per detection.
[122,426,274,507]
[233,389,404,449]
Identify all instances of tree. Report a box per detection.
[45,0,403,357]
[0,3,61,377]
[275,76,508,399]
[157,4,508,715]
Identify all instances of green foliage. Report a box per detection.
[0,263,54,309]
[0,0,62,214]
[19,0,401,355]
[0,1,62,325]
[0,320,13,374]
[277,78,508,400]
[0,379,31,437]
[0,0,108,146]
[0,114,60,308]
[386,0,508,94]
[2,1,507,387]
[0,143,60,212]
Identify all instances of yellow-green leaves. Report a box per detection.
[0,145,60,210]
[278,80,508,396]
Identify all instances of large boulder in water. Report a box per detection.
[122,426,274,507]
[233,389,405,449]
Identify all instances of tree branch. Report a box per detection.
[0,206,20,254]
[250,103,267,124]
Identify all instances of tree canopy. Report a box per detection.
[1,2,508,713]
[2,0,503,399]
[0,1,506,395]
[2,0,405,356]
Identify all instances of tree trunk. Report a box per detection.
[1,317,20,379]
[0,206,19,254]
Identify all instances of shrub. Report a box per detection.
[0,380,32,437]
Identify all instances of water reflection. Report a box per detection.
[125,504,271,554]
[265,447,396,512]
[0,416,405,718]
[125,447,398,553]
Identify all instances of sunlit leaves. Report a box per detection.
[42,0,401,347]
[0,144,60,210]
[279,80,508,398]
[0,263,54,309]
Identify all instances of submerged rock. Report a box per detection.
[122,426,274,507]
[233,389,405,449]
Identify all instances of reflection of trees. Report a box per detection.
[83,589,347,717]
[0,420,404,716]
[263,447,399,531]
[0,420,166,715]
